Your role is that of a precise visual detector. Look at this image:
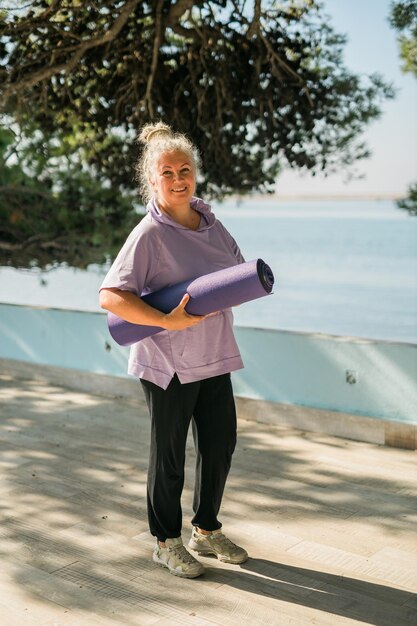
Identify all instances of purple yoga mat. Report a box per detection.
[107,258,274,346]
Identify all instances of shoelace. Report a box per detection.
[168,544,196,564]
[198,531,238,551]
[212,533,238,550]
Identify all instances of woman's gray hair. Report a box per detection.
[135,122,202,203]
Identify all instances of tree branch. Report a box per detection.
[0,184,52,199]
[247,0,261,38]
[165,0,198,40]
[143,0,164,119]
[166,0,196,25]
[257,28,313,106]
[2,0,140,98]
[1,0,61,30]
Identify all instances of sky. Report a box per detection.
[276,0,417,198]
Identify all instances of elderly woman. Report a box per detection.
[99,122,248,578]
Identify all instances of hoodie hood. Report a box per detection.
[147,196,216,231]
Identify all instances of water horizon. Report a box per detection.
[1,199,416,344]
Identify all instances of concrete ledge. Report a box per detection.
[0,357,142,402]
[384,422,417,450]
[2,358,415,450]
[234,397,416,450]
[1,303,416,423]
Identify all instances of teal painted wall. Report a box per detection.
[0,303,416,424]
[233,327,417,424]
[0,304,127,376]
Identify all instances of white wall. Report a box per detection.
[0,303,416,424]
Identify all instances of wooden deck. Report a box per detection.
[0,372,416,625]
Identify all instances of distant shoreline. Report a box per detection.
[230,193,403,202]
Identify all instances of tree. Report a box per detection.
[0,0,394,268]
[390,1,417,215]
[0,125,139,268]
[389,0,417,76]
[397,182,417,215]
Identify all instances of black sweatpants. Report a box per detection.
[140,373,237,542]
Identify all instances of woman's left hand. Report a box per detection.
[161,293,209,331]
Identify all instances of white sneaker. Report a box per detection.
[153,537,205,578]
[188,528,248,564]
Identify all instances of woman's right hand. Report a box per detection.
[162,293,207,331]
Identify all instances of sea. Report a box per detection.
[1,199,416,344]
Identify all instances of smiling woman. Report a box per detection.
[98,121,249,578]
[152,153,199,229]
[135,122,202,201]
[133,123,202,230]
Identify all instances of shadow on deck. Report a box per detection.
[0,373,416,625]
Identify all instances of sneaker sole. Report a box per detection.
[190,547,248,565]
[153,555,205,578]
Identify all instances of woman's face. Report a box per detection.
[150,150,196,211]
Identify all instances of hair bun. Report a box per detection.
[138,122,172,144]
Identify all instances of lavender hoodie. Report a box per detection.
[100,197,245,388]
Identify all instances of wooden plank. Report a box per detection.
[1,374,416,626]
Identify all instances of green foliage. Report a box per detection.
[0,1,395,267]
[397,182,417,215]
[390,0,417,76]
[0,126,140,269]
[390,2,417,216]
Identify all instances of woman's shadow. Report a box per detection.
[204,556,416,626]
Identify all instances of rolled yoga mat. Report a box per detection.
[107,258,274,346]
